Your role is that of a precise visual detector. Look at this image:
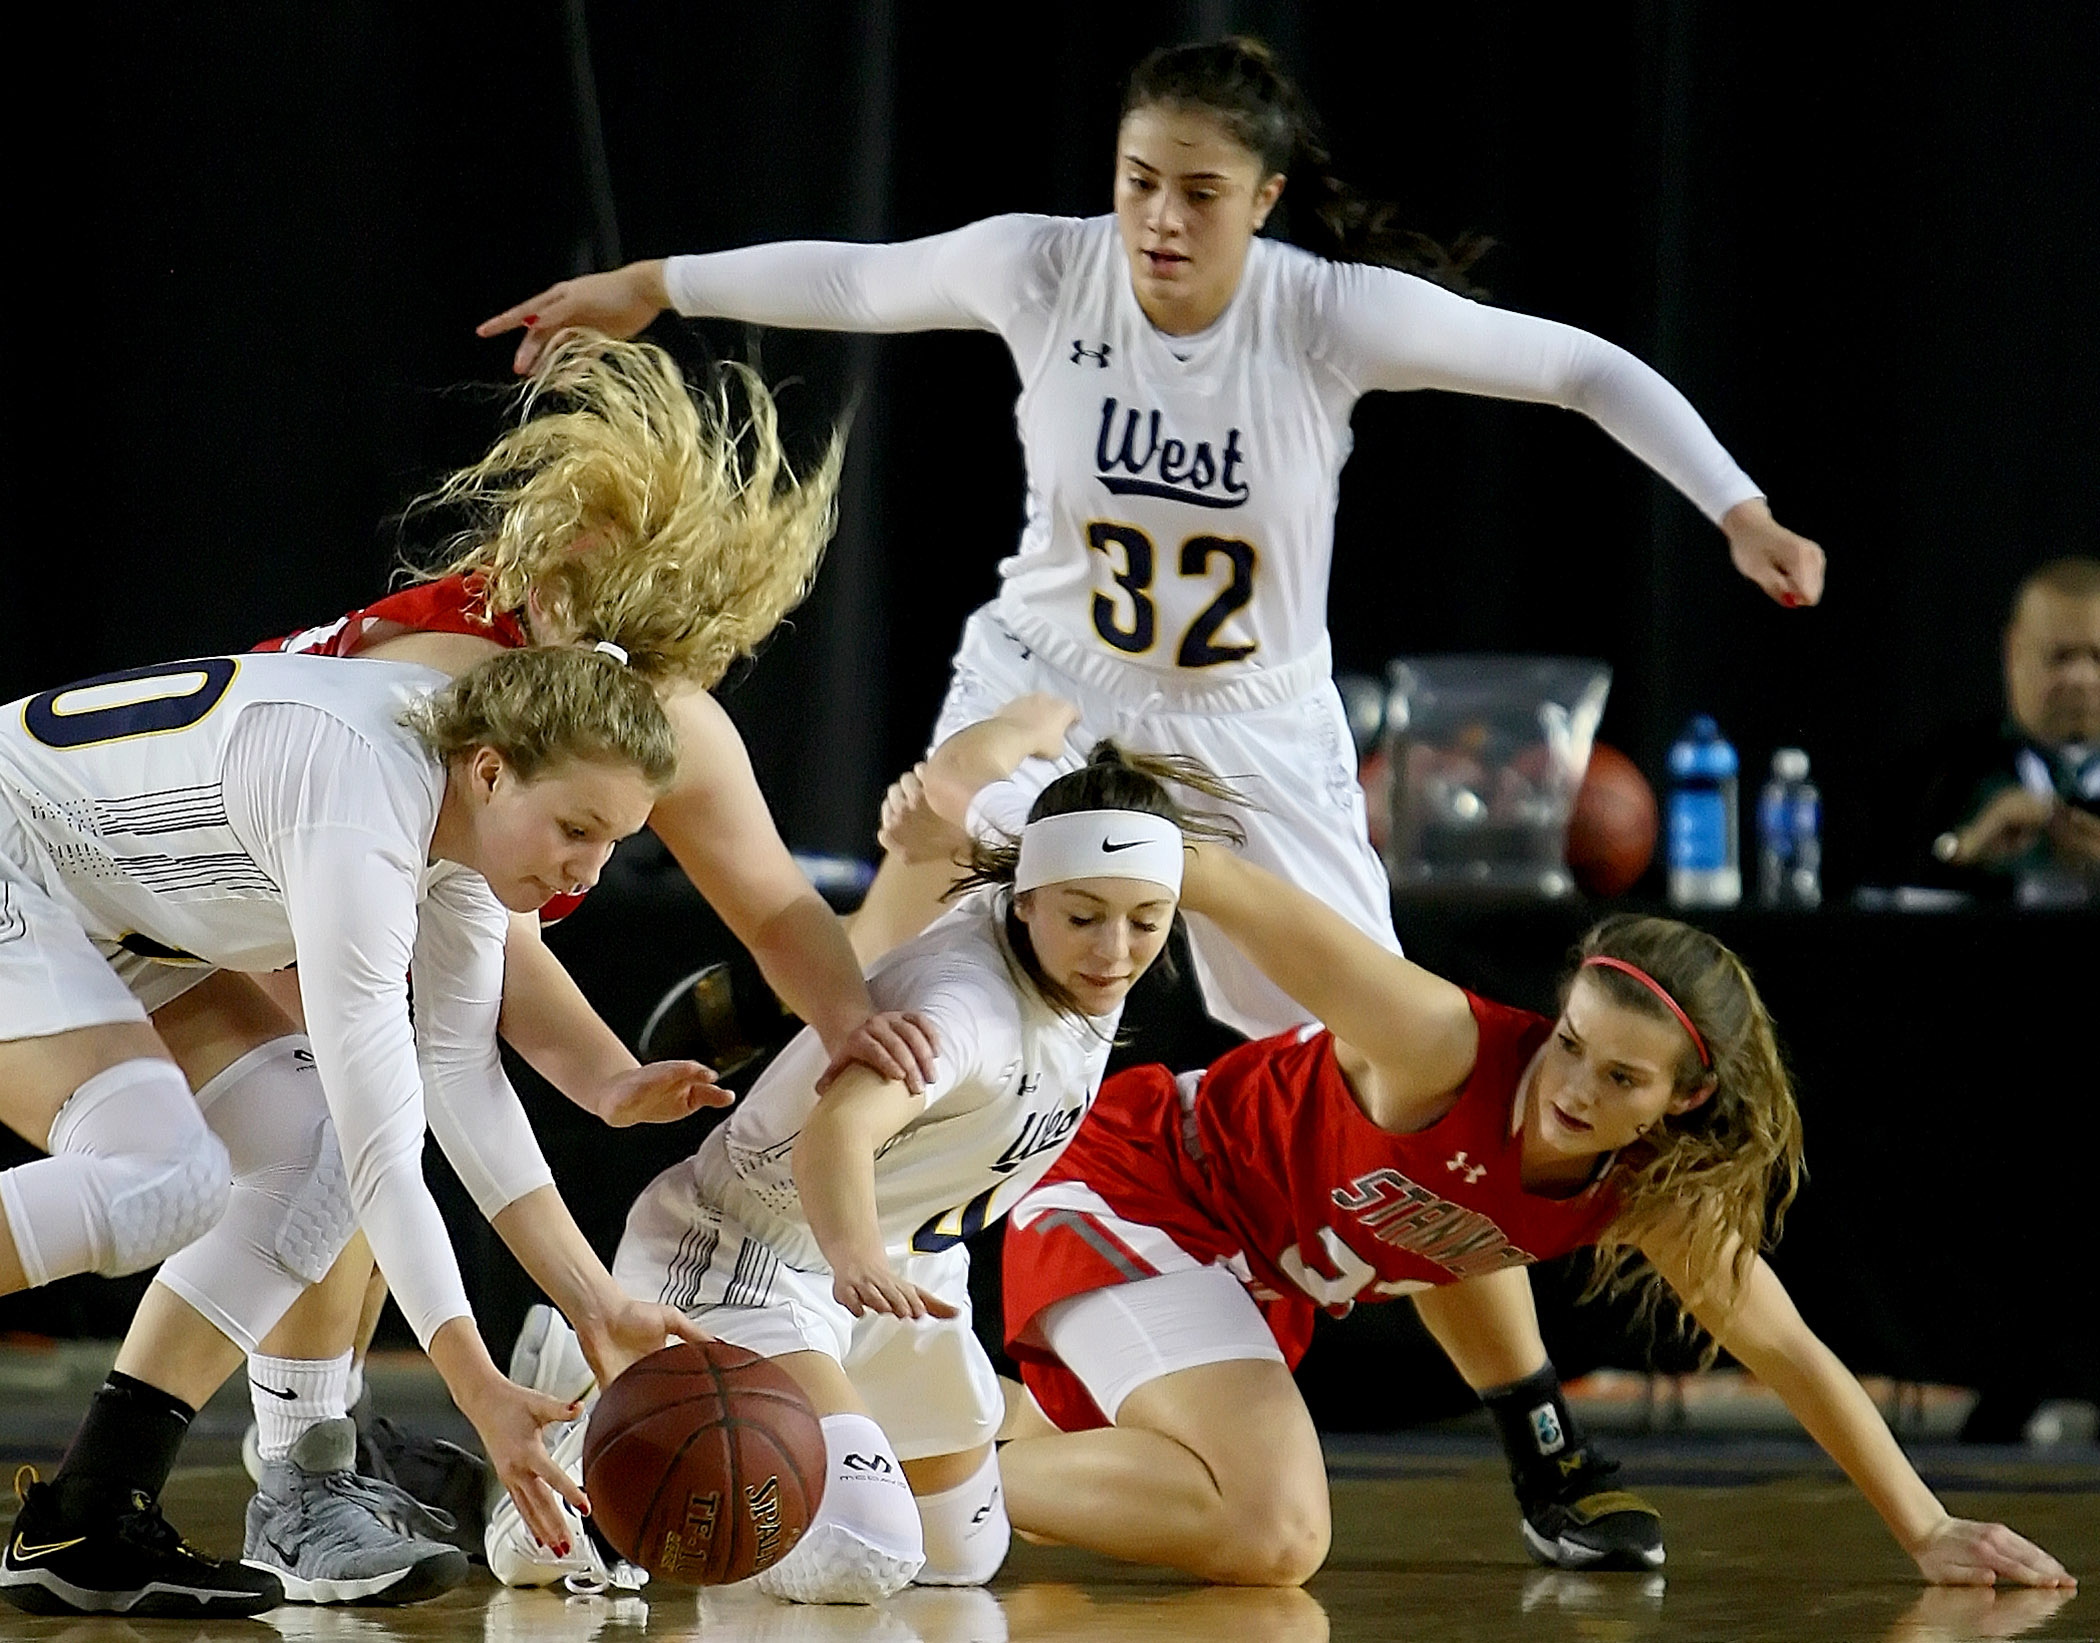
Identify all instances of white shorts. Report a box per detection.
[614,1157,1003,1462]
[0,837,151,1042]
[933,603,1399,1040]
[1034,1263,1286,1424]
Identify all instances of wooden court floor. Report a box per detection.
[2,1440,2090,1643]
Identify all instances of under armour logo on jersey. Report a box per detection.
[842,1453,894,1475]
[1445,1151,1487,1184]
[1070,339,1112,367]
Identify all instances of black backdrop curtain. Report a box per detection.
[8,1,2097,867]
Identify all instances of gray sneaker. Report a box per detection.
[243,1419,468,1605]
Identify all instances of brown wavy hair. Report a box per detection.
[1568,915,1806,1363]
[410,334,840,688]
[949,741,1246,1023]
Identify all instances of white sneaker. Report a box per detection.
[509,1304,595,1407]
[483,1308,646,1594]
[483,1412,646,1593]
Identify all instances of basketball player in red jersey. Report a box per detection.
[26,335,940,1611]
[997,846,2076,1589]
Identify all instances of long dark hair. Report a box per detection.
[949,742,1245,1022]
[1122,36,1493,297]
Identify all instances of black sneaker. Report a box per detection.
[357,1417,491,1562]
[1517,1450,1665,1571]
[0,1464,284,1617]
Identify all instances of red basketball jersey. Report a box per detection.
[254,576,582,923]
[256,574,531,659]
[1019,994,1621,1343]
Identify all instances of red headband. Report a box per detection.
[1580,956,1712,1069]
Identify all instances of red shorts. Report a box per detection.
[1003,1064,1315,1432]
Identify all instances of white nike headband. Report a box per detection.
[1013,809,1184,897]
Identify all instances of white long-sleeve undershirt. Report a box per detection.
[665,214,1758,525]
[221,703,552,1347]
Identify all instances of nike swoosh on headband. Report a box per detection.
[1100,839,1148,853]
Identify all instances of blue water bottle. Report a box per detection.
[1668,715,1741,908]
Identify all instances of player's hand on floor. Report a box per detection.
[592,1058,730,1127]
[832,1258,960,1322]
[1891,1583,2077,1640]
[476,262,668,375]
[1911,1516,2076,1587]
[578,1297,711,1387]
[816,1010,941,1095]
[1722,496,1826,607]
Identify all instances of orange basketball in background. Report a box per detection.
[1566,743,1658,897]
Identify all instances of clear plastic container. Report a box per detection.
[1382,656,1612,897]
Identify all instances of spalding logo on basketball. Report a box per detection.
[582,1340,827,1585]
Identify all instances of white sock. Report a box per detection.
[914,1448,1009,1585]
[249,1349,353,1463]
[345,1357,365,1411]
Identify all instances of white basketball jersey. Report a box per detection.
[699,890,1117,1267]
[995,217,1349,680]
[0,653,445,971]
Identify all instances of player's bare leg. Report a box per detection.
[999,1358,1331,1586]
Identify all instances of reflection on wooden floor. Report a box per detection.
[0,1446,2088,1642]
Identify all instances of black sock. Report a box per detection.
[50,1372,196,1522]
[1481,1361,1593,1503]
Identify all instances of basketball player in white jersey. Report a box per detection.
[482,35,1825,1036]
[486,715,1243,1603]
[481,34,1824,1571]
[0,647,704,1618]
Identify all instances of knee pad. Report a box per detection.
[156,1035,354,1352]
[0,1058,229,1285]
[914,1448,1009,1586]
[754,1413,924,1604]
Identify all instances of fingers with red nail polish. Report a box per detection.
[523,314,539,325]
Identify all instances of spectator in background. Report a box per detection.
[1897,557,2100,901]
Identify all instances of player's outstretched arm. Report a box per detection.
[489,1184,708,1385]
[1641,1234,2076,1587]
[477,260,671,375]
[1179,844,1479,1109]
[500,912,727,1125]
[793,1064,958,1323]
[651,687,939,1093]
